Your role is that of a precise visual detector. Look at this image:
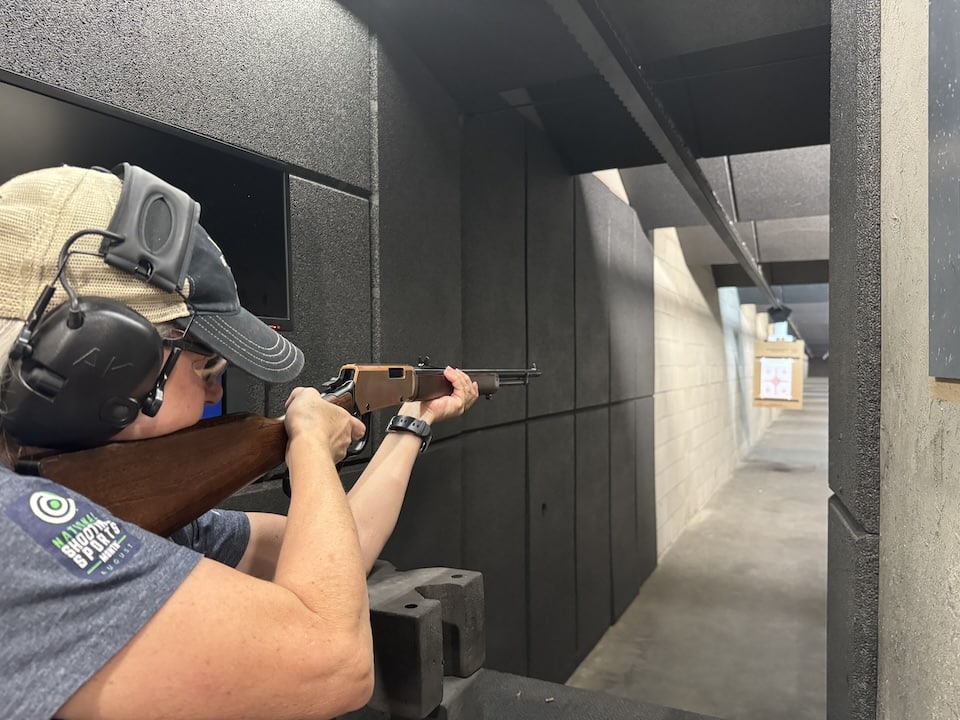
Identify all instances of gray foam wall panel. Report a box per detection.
[526,128,576,418]
[829,0,881,534]
[636,397,657,582]
[755,216,830,262]
[575,175,612,409]
[461,112,529,430]
[929,0,960,378]
[375,34,463,439]
[827,497,878,720]
[575,407,612,660]
[0,0,371,189]
[266,176,371,416]
[223,366,267,416]
[619,157,734,230]
[610,402,641,619]
[635,219,656,399]
[609,195,642,403]
[462,426,528,676]
[730,145,830,221]
[527,415,578,683]
[675,222,759,266]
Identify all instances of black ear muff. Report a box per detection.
[0,164,201,450]
[103,163,198,292]
[2,298,164,449]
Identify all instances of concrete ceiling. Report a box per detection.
[346,0,831,355]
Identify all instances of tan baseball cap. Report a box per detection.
[0,165,304,382]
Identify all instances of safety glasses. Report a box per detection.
[162,334,228,387]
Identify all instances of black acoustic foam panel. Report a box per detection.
[526,127,576,419]
[575,176,612,409]
[527,415,577,683]
[0,0,372,190]
[461,112,529,431]
[635,217,656,399]
[929,0,960,379]
[610,401,641,620]
[829,0,880,534]
[827,497,878,720]
[462,425,529,676]
[375,32,463,441]
[636,397,657,584]
[608,190,642,403]
[575,407,612,661]
[267,176,371,417]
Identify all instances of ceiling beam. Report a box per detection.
[544,0,807,345]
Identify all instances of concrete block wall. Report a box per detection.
[652,228,780,557]
[877,1,960,718]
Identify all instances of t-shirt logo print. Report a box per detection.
[29,490,77,524]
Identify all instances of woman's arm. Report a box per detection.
[347,366,478,573]
[233,368,478,580]
[235,511,286,580]
[57,388,375,720]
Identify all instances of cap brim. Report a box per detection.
[175,309,304,383]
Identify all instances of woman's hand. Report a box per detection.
[409,366,479,425]
[284,387,367,463]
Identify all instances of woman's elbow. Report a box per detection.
[335,640,376,713]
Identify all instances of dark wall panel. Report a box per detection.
[0,0,371,189]
[827,497,878,720]
[223,366,267,416]
[575,407,612,661]
[380,442,463,572]
[610,402,640,619]
[575,176,611,409]
[609,197,642,403]
[827,0,881,709]
[929,0,960,379]
[636,397,657,583]
[635,220,656,399]
[526,128,576,418]
[461,112,529,431]
[462,426,528,675]
[829,0,880,534]
[528,415,577,683]
[376,33,463,441]
[266,177,371,416]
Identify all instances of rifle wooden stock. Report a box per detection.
[21,363,540,537]
[29,414,288,537]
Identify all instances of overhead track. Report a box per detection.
[544,0,807,345]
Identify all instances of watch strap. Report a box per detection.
[385,414,432,452]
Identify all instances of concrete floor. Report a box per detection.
[567,377,830,720]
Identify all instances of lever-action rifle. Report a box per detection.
[18,361,540,537]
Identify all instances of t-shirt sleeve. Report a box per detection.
[168,509,251,568]
[0,472,202,720]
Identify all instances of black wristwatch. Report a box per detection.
[385,415,432,452]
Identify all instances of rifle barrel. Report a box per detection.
[463,367,541,386]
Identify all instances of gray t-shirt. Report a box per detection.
[0,465,250,719]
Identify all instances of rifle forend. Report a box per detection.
[19,361,541,535]
[319,361,540,454]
